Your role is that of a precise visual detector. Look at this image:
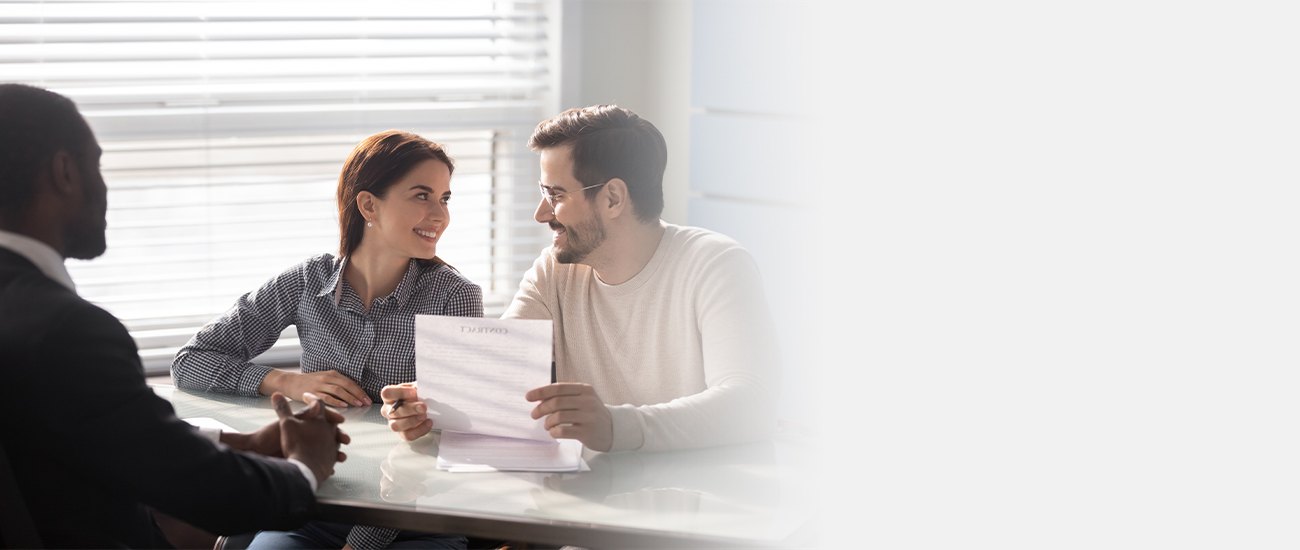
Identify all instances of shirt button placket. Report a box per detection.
[355,312,375,384]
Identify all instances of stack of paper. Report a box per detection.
[435,431,584,473]
[415,315,586,473]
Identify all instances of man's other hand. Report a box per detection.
[224,405,347,458]
[273,392,349,484]
[219,421,284,458]
[381,383,433,441]
[526,383,613,452]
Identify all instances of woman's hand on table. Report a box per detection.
[260,369,371,408]
[381,383,433,441]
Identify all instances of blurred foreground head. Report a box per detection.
[0,83,107,259]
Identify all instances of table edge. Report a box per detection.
[316,498,790,549]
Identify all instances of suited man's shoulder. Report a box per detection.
[0,255,138,376]
[2,263,118,319]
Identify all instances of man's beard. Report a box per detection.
[65,185,107,260]
[64,215,106,260]
[552,212,606,265]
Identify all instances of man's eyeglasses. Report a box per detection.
[538,181,608,209]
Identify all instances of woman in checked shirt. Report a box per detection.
[172,130,480,550]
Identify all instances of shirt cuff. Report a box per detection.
[237,363,276,397]
[210,428,317,493]
[286,458,318,493]
[606,404,645,452]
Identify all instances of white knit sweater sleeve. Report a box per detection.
[610,246,783,452]
[502,250,554,321]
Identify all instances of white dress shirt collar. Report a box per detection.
[0,229,76,292]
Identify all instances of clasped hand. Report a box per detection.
[221,392,350,469]
[269,392,350,484]
[379,382,614,452]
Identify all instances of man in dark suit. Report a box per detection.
[0,83,348,548]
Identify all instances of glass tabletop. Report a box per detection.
[154,385,819,548]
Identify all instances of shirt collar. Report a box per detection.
[316,256,425,309]
[0,229,76,292]
[388,259,423,308]
[317,255,348,305]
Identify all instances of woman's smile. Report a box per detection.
[414,228,440,242]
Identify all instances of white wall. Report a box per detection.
[555,0,692,226]
[688,1,817,429]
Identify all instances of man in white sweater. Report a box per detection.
[384,105,781,452]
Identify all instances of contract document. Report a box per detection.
[415,315,583,473]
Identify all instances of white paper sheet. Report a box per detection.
[183,417,237,433]
[435,431,586,473]
[415,315,553,442]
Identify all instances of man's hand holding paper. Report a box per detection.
[526,383,613,452]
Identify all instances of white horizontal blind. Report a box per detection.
[0,0,554,373]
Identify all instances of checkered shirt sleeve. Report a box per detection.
[171,259,306,395]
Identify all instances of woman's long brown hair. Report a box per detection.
[337,130,455,268]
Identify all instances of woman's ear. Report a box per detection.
[356,190,376,222]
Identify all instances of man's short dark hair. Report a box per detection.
[0,84,93,216]
[528,105,667,223]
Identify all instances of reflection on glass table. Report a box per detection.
[154,385,818,549]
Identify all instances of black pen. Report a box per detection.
[390,399,404,413]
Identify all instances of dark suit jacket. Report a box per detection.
[0,247,317,548]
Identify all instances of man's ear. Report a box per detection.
[356,190,377,221]
[48,150,82,198]
[602,178,630,220]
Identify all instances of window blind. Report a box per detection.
[0,0,555,373]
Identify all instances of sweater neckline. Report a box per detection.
[592,222,676,296]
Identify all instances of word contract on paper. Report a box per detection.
[414,315,584,473]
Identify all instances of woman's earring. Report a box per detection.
[366,220,373,227]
